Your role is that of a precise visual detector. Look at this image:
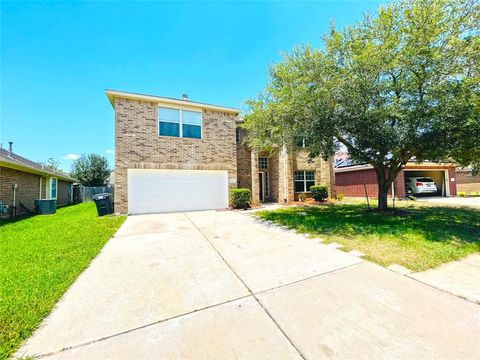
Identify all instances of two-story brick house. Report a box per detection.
[107,90,334,214]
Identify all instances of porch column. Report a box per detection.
[278,146,295,203]
[251,149,260,205]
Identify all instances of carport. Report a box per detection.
[404,169,449,196]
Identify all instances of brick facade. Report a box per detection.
[114,97,238,213]
[111,92,335,213]
[0,166,73,217]
[335,164,457,198]
[0,167,41,215]
[456,170,479,192]
[235,128,252,191]
[243,145,334,205]
[57,180,71,206]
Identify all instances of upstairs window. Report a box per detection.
[259,157,268,170]
[159,108,180,137]
[159,107,202,139]
[182,111,202,139]
[294,171,315,192]
[295,137,310,148]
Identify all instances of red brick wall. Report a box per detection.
[336,166,456,198]
[335,168,382,198]
[448,167,457,196]
[456,170,480,192]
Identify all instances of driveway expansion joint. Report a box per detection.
[183,212,307,360]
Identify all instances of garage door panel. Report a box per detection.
[128,169,228,214]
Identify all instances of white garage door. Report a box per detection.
[128,169,229,214]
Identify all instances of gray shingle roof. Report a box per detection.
[0,148,76,182]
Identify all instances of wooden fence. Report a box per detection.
[73,185,114,203]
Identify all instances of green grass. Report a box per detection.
[0,203,126,359]
[257,201,480,272]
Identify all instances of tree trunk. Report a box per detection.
[377,180,389,211]
[374,165,393,212]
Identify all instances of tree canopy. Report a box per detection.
[70,153,111,186]
[243,0,479,209]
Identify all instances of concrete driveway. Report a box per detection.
[416,196,480,207]
[17,211,480,359]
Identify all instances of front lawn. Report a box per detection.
[0,203,126,359]
[257,201,480,272]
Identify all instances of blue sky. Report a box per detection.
[1,0,385,172]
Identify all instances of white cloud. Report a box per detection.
[63,153,80,160]
[105,149,114,154]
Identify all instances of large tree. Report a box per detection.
[70,153,111,186]
[244,0,479,210]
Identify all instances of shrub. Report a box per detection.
[458,192,467,197]
[230,188,251,209]
[336,193,345,201]
[298,193,307,202]
[310,185,329,201]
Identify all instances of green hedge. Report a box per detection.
[310,185,329,201]
[230,188,251,208]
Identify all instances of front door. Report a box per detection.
[259,172,264,202]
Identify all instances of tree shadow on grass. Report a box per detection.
[259,204,480,246]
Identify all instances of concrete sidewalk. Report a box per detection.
[409,253,480,304]
[16,211,480,359]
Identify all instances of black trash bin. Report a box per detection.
[92,193,113,216]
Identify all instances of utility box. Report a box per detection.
[34,199,57,215]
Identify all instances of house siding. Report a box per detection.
[456,170,480,192]
[57,180,71,206]
[114,97,238,214]
[0,166,40,215]
[236,129,252,191]
[292,151,334,200]
[247,147,334,204]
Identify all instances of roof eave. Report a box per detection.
[0,159,77,182]
[105,89,241,115]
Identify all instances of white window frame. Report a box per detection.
[49,177,58,200]
[259,157,268,170]
[294,170,315,193]
[158,107,203,139]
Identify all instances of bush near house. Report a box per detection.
[458,191,480,197]
[310,185,329,201]
[230,188,251,209]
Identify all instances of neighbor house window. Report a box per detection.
[294,171,315,192]
[50,177,57,199]
[259,157,268,170]
[159,107,202,139]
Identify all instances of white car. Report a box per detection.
[405,177,438,195]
